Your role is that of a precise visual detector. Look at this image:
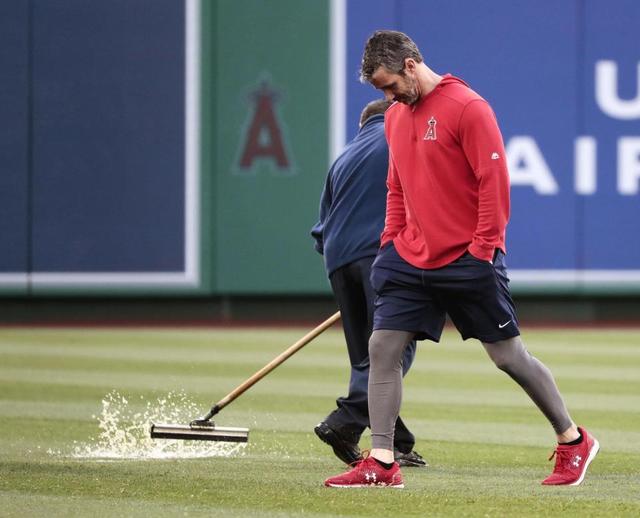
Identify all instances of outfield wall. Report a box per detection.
[1,1,639,297]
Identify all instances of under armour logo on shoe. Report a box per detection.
[572,455,582,467]
[365,472,377,482]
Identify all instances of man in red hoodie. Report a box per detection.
[324,30,599,489]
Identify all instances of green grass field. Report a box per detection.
[1,324,639,517]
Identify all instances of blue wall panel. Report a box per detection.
[31,0,185,272]
[581,0,640,269]
[0,1,29,277]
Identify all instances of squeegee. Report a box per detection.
[150,311,341,442]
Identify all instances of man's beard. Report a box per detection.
[397,78,420,105]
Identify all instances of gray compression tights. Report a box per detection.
[368,330,573,451]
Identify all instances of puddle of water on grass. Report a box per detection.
[48,391,247,460]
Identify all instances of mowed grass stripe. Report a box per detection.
[2,332,640,393]
[524,344,640,361]
[0,328,346,353]
[0,489,345,518]
[1,379,638,442]
[5,425,639,481]
[2,391,639,438]
[3,357,640,396]
[1,330,638,380]
[2,368,640,411]
[2,401,640,455]
[2,325,639,341]
[0,340,346,366]
[0,491,318,518]
[520,329,640,344]
[3,347,639,382]
[2,325,639,372]
[3,328,640,365]
[3,329,638,388]
[1,454,639,516]
[3,396,638,433]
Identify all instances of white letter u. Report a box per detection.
[595,60,640,120]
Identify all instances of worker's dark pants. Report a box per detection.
[324,255,417,453]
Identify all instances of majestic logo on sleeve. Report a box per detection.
[423,116,437,140]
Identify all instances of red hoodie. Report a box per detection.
[381,74,510,268]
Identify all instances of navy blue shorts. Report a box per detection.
[370,243,520,343]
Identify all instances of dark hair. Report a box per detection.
[359,99,392,126]
[360,30,423,83]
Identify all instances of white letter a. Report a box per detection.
[506,137,559,195]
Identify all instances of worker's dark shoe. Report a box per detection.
[314,421,362,465]
[394,449,427,468]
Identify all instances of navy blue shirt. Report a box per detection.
[311,114,388,275]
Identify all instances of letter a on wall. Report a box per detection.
[237,77,294,175]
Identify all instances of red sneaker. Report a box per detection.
[542,427,600,486]
[324,455,404,488]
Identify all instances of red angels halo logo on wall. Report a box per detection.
[236,76,294,175]
[424,116,437,141]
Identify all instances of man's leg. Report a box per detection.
[436,251,598,485]
[360,256,420,460]
[482,335,600,485]
[321,258,422,465]
[481,336,575,438]
[368,329,415,463]
[437,251,575,438]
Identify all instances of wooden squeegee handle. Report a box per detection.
[205,311,341,419]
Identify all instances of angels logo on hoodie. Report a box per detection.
[423,116,437,140]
